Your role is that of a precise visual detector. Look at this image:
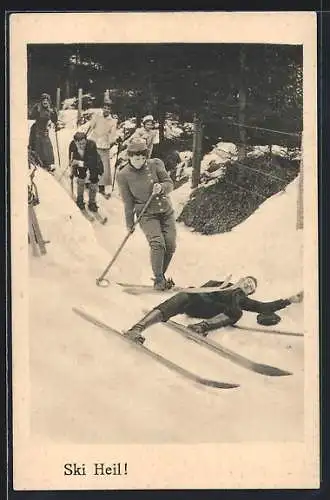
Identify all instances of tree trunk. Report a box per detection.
[77,88,83,126]
[64,78,69,99]
[191,114,203,189]
[237,47,247,161]
[56,87,61,112]
[158,99,165,145]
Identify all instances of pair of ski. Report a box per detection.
[116,276,239,296]
[72,303,292,392]
[80,207,108,225]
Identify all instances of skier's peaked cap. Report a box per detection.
[257,312,281,326]
[127,137,148,153]
[40,93,51,102]
[142,114,154,124]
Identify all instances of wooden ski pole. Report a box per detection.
[96,193,154,287]
[111,142,121,193]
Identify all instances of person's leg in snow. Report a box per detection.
[97,148,112,197]
[160,209,177,286]
[139,214,167,290]
[138,210,177,291]
[88,182,99,212]
[76,178,86,210]
[124,292,191,344]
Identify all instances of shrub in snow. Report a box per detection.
[177,155,300,235]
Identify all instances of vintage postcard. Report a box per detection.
[10,11,319,490]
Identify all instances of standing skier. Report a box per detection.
[86,101,118,198]
[117,137,177,291]
[68,132,103,212]
[128,115,158,159]
[29,93,58,172]
[123,276,303,344]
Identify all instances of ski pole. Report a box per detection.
[54,125,61,169]
[96,193,154,287]
[111,141,122,193]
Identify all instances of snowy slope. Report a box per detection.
[28,123,304,444]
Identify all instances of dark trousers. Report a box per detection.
[155,292,192,321]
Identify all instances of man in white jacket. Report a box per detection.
[87,101,118,199]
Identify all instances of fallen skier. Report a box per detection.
[123,276,303,344]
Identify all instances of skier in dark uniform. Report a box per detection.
[123,276,303,344]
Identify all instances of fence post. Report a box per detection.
[191,114,203,189]
[56,87,61,112]
[77,88,83,126]
[104,89,110,103]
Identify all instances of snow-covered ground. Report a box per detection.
[27,121,304,444]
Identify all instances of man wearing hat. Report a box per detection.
[123,275,303,344]
[117,137,177,291]
[86,101,118,198]
[128,115,158,159]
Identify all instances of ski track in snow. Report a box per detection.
[28,120,304,443]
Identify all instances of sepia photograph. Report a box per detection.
[10,12,319,490]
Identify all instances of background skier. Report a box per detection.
[128,115,158,159]
[86,101,118,198]
[29,93,58,172]
[123,276,303,344]
[68,132,103,212]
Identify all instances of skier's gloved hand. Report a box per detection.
[127,225,136,234]
[288,291,304,303]
[188,321,209,335]
[152,183,163,195]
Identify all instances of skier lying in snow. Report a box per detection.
[124,276,303,344]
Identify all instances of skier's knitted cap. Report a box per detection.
[40,93,51,102]
[127,137,148,153]
[142,115,154,124]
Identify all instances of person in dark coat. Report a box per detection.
[68,132,104,212]
[123,276,303,344]
[29,93,58,172]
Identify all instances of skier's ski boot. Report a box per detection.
[123,328,146,345]
[76,198,85,210]
[123,309,164,344]
[99,185,111,199]
[153,275,167,291]
[165,277,176,289]
[88,202,98,213]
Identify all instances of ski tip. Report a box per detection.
[202,379,240,389]
[256,365,293,377]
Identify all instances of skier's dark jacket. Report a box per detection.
[69,139,103,184]
[182,280,291,321]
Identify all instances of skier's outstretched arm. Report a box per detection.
[241,291,303,314]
